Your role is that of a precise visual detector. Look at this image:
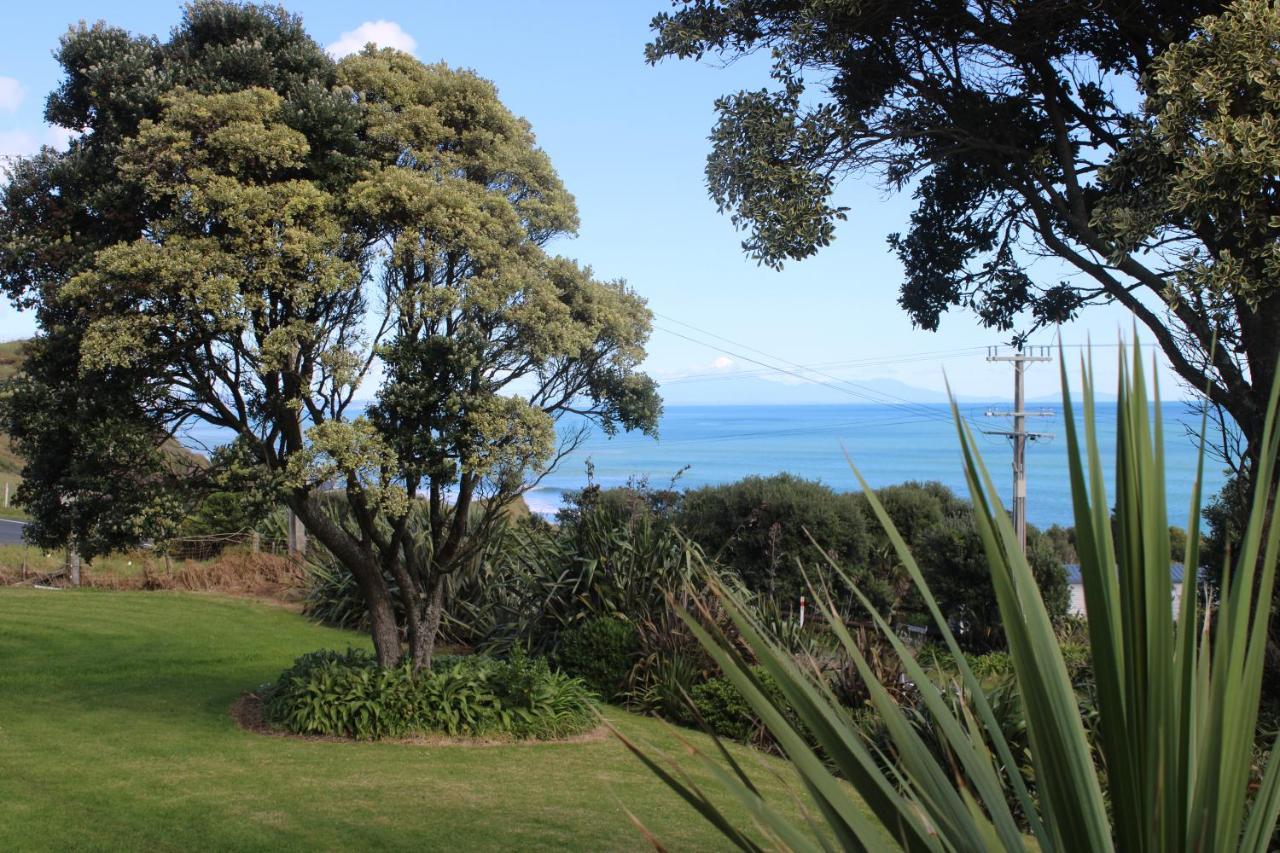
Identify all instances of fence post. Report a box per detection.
[288,509,307,558]
[250,530,261,554]
[66,538,80,587]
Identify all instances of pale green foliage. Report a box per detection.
[1096,0,1280,315]
[457,396,554,479]
[65,87,359,387]
[286,420,407,516]
[338,50,578,241]
[623,340,1280,851]
[1155,0,1280,309]
[347,48,659,504]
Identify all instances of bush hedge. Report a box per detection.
[261,648,596,740]
[553,616,639,702]
[675,474,874,602]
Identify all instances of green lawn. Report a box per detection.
[0,589,830,850]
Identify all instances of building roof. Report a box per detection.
[1064,563,1186,585]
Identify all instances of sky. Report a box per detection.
[0,0,1184,405]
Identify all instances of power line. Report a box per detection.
[653,320,975,426]
[653,313,984,424]
[663,347,987,385]
[628,411,956,446]
[660,324,962,420]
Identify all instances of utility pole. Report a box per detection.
[985,346,1054,552]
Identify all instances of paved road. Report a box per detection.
[0,518,27,545]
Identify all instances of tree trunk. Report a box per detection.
[290,493,403,666]
[357,565,403,666]
[413,575,446,673]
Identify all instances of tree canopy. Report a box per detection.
[647,0,1279,468]
[0,2,660,667]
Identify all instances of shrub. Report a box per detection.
[690,674,757,742]
[261,648,596,741]
[689,666,795,745]
[968,651,1013,679]
[855,481,1068,651]
[627,645,711,723]
[554,616,639,701]
[556,472,684,528]
[177,490,260,538]
[480,504,700,656]
[675,473,875,603]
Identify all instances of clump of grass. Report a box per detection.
[261,647,599,741]
[0,545,303,598]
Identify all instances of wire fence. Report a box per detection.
[159,531,291,562]
[3,529,303,591]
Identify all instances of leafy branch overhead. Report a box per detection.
[648,0,1280,468]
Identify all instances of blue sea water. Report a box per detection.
[524,403,1227,529]
[181,402,1228,530]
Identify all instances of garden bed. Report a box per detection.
[257,648,599,742]
[231,691,608,747]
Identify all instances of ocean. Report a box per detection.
[523,403,1227,529]
[180,402,1228,530]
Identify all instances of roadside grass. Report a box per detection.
[0,471,23,521]
[0,546,292,590]
[0,589,845,850]
[0,545,169,580]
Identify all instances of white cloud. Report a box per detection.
[0,129,37,157]
[712,356,734,370]
[0,77,23,113]
[327,21,417,59]
[0,126,78,158]
[43,125,77,150]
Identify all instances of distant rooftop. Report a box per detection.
[1064,563,1186,585]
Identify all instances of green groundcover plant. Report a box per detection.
[262,648,596,741]
[619,341,1280,851]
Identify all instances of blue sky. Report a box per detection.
[0,1,1180,404]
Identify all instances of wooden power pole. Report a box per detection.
[985,346,1054,552]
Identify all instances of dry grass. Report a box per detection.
[0,546,306,603]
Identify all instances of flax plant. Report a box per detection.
[618,342,1280,851]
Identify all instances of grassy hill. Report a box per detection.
[0,590,845,849]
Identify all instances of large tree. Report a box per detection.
[1,2,659,669]
[647,0,1279,474]
[0,1,345,559]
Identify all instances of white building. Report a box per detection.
[1064,563,1187,618]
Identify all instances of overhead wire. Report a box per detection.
[616,410,962,446]
[651,314,981,427]
[663,348,987,385]
[653,312,982,424]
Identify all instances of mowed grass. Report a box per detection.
[0,589,835,851]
